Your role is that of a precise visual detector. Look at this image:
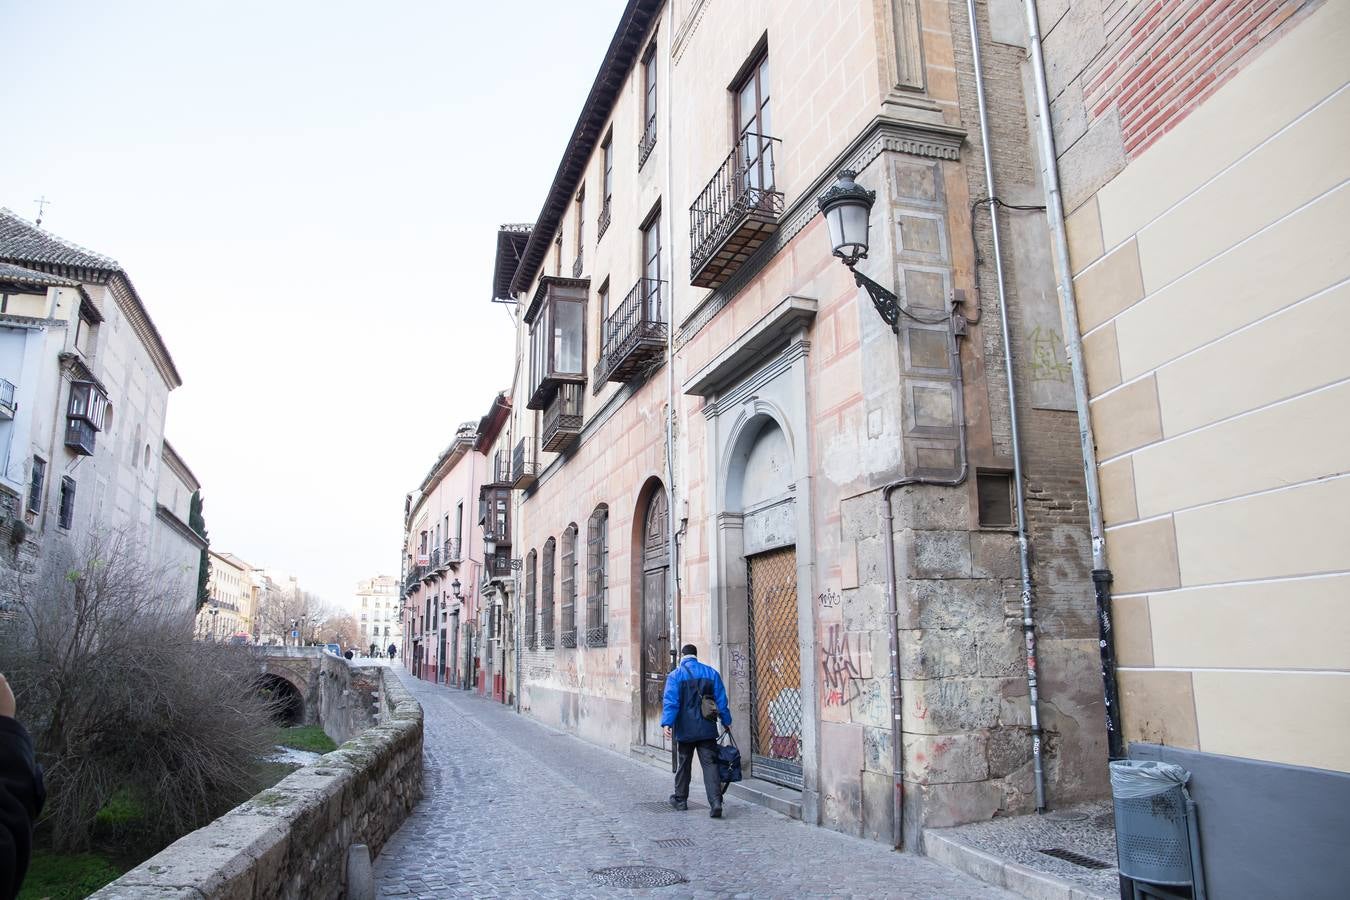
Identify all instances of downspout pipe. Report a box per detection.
[1021,0,1124,759]
[966,0,1047,811]
[882,324,969,849]
[662,0,682,772]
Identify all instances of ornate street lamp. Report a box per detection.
[816,169,906,333]
[451,578,463,601]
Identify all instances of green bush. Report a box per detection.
[20,852,124,900]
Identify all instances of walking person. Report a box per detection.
[1,673,45,900]
[387,643,397,661]
[661,644,732,818]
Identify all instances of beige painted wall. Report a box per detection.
[1064,1,1350,772]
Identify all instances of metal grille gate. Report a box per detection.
[746,546,803,789]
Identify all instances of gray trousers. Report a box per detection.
[673,739,721,808]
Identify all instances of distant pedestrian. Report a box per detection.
[0,673,45,900]
[343,649,353,660]
[387,643,397,660]
[661,644,731,818]
[369,643,378,658]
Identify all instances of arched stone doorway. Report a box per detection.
[724,416,803,788]
[635,479,671,750]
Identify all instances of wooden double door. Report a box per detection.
[640,491,672,750]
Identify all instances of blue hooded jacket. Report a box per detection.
[661,655,731,743]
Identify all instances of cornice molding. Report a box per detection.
[156,503,208,550]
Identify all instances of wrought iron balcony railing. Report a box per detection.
[64,418,97,456]
[594,277,667,384]
[430,546,444,569]
[638,116,657,169]
[444,538,462,565]
[689,131,784,289]
[560,628,577,649]
[511,437,539,489]
[541,383,583,453]
[572,251,584,279]
[0,378,14,420]
[597,198,612,241]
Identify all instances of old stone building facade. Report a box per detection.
[395,0,1347,870]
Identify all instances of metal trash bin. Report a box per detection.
[1110,760,1206,899]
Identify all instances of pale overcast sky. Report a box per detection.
[0,0,628,606]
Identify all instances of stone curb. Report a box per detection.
[922,828,1115,900]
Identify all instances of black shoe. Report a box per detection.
[668,796,688,811]
[709,806,723,818]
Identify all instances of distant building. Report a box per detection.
[353,575,399,654]
[196,550,253,641]
[0,209,198,615]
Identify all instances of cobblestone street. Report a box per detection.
[374,670,1014,899]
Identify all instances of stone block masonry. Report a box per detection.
[90,665,423,900]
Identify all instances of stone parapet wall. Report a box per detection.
[90,667,423,900]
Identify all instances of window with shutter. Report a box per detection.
[560,524,578,647]
[541,537,556,649]
[524,550,537,648]
[586,505,609,647]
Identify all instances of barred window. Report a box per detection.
[560,523,578,647]
[27,456,45,514]
[586,505,609,647]
[541,537,556,649]
[524,549,537,647]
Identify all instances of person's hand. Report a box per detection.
[663,726,672,741]
[0,673,15,719]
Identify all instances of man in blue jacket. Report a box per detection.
[661,644,731,817]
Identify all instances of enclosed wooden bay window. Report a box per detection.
[65,381,107,456]
[525,276,589,410]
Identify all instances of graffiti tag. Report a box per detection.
[1028,326,1072,383]
[817,588,841,609]
[820,624,870,707]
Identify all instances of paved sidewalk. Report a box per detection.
[373,669,1015,899]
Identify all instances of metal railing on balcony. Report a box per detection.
[0,378,15,416]
[430,546,444,569]
[64,418,97,456]
[490,450,511,486]
[512,437,539,489]
[689,131,784,289]
[638,116,658,169]
[594,277,667,384]
[560,628,577,649]
[484,552,513,580]
[541,383,583,453]
[444,538,461,565]
[571,251,584,279]
[597,197,612,241]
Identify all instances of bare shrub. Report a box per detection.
[0,530,281,853]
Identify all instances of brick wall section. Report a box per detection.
[1082,0,1309,157]
[90,666,423,900]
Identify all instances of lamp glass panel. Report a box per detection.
[840,202,871,253]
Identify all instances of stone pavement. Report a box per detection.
[373,669,1015,899]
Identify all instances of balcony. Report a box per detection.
[489,448,512,486]
[511,437,539,489]
[572,251,584,279]
[0,378,14,420]
[597,198,612,241]
[64,380,106,457]
[541,383,583,453]
[595,277,667,384]
[638,116,657,169]
[689,132,784,290]
[65,418,97,456]
[484,552,513,580]
[525,277,589,410]
[481,484,511,549]
[403,568,424,595]
[444,538,462,567]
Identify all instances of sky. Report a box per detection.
[0,0,629,606]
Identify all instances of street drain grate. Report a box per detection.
[590,865,687,888]
[1039,848,1113,870]
[636,801,704,813]
[653,837,694,848]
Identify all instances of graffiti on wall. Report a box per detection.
[821,624,871,707]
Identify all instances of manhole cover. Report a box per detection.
[1039,848,1113,870]
[653,837,694,848]
[590,865,687,888]
[1043,810,1088,823]
[635,801,704,813]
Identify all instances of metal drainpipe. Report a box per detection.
[662,0,682,771]
[1021,0,1123,758]
[882,324,970,849]
[965,0,1048,813]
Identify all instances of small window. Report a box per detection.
[586,505,609,647]
[58,477,76,529]
[560,524,578,647]
[977,470,1015,528]
[640,43,658,167]
[27,456,46,514]
[541,536,556,649]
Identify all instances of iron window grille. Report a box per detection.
[26,456,45,514]
[57,477,76,530]
[541,537,556,649]
[560,524,578,647]
[524,549,537,649]
[586,504,609,647]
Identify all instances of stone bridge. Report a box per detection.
[91,651,424,899]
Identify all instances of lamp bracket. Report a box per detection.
[849,264,958,333]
